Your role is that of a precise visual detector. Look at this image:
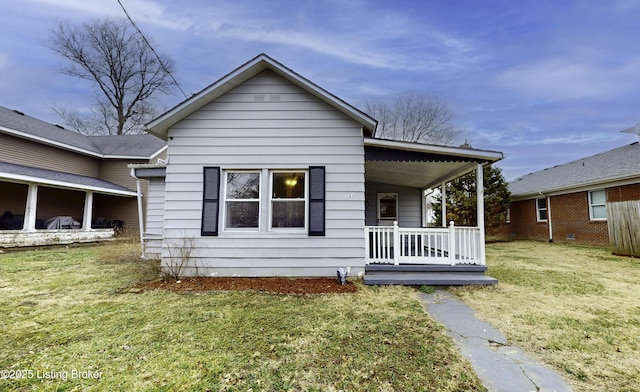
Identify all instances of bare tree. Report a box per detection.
[48,18,176,135]
[366,93,460,145]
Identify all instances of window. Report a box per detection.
[536,198,547,221]
[201,167,325,236]
[589,190,607,220]
[271,171,306,229]
[377,193,398,221]
[224,171,260,230]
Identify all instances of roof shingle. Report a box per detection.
[509,142,640,197]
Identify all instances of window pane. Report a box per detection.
[379,196,397,218]
[538,210,547,221]
[272,200,305,228]
[273,172,305,199]
[537,198,547,209]
[590,190,606,205]
[227,173,260,199]
[592,205,607,220]
[226,201,259,228]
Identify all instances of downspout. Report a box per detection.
[130,167,145,257]
[547,195,553,242]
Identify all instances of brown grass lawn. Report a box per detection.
[452,240,640,392]
[0,243,485,392]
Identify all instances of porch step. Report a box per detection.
[363,265,497,286]
[365,264,489,273]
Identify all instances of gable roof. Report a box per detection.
[0,106,166,159]
[146,53,377,139]
[509,142,640,198]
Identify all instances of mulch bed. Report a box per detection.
[130,277,359,294]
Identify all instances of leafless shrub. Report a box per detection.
[162,235,197,281]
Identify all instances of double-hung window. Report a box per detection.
[271,171,306,230]
[224,171,260,230]
[536,198,547,221]
[202,166,325,236]
[589,190,607,220]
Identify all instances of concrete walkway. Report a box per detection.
[418,289,572,392]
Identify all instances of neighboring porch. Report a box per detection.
[0,162,137,248]
[362,138,502,285]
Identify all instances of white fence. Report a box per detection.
[365,221,484,265]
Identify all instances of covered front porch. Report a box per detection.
[362,138,502,285]
[0,162,137,248]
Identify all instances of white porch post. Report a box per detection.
[23,184,38,232]
[82,191,94,231]
[441,181,447,227]
[476,163,486,265]
[448,221,456,265]
[393,220,400,265]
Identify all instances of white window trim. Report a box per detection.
[536,198,547,222]
[222,170,261,232]
[269,170,308,232]
[588,189,607,221]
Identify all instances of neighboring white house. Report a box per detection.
[131,54,503,279]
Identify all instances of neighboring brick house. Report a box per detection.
[0,106,166,247]
[498,142,640,246]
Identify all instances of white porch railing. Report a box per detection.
[365,221,484,266]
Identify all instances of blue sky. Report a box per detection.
[1,0,639,181]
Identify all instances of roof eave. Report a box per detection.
[0,173,137,197]
[511,174,640,199]
[364,138,504,163]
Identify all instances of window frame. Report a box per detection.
[588,189,607,221]
[536,198,548,222]
[377,193,399,222]
[222,170,262,231]
[269,170,308,232]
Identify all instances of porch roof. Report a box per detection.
[364,138,503,189]
[0,161,137,197]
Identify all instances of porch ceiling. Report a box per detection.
[365,160,478,189]
[363,139,503,189]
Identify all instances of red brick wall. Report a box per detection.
[497,199,550,241]
[496,183,640,246]
[549,193,608,245]
[607,183,640,203]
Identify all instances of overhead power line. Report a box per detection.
[116,0,189,100]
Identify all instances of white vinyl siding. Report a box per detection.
[143,178,165,258]
[161,70,366,276]
[365,182,423,227]
[589,189,607,220]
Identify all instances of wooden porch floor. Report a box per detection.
[363,264,498,286]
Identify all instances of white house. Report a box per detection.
[131,54,503,284]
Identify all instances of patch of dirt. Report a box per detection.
[130,277,359,294]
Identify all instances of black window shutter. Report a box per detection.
[308,166,325,236]
[201,167,220,236]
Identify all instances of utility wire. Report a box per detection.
[116,0,189,100]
